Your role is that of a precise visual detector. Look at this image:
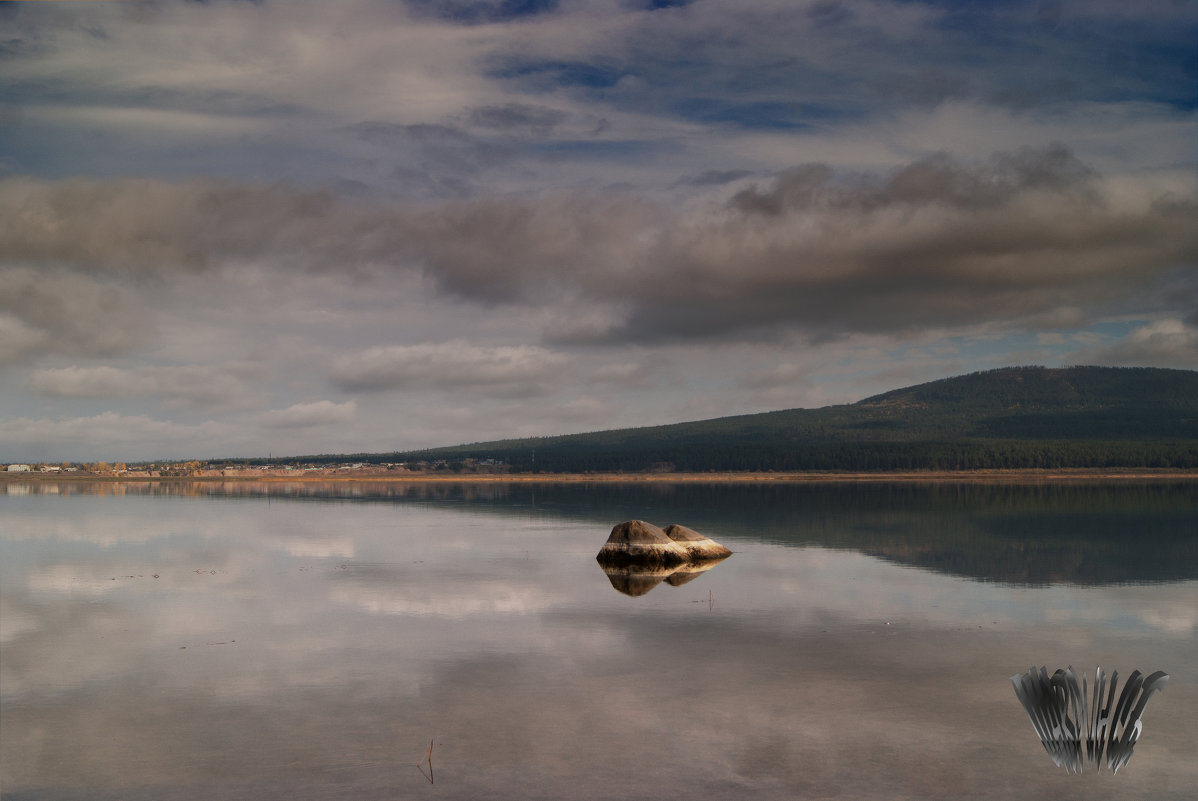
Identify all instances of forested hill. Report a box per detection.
[331,366,1198,472]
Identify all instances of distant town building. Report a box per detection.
[6,464,32,472]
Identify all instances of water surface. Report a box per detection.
[2,480,1195,799]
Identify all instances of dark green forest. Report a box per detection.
[283,366,1198,472]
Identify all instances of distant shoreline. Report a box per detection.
[4,469,1197,484]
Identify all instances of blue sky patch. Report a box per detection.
[405,0,560,25]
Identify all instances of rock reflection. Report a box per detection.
[599,550,728,593]
[602,564,674,596]
[664,559,723,586]
[600,556,728,597]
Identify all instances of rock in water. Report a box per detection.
[662,524,733,560]
[595,520,690,567]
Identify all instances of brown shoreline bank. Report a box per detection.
[4,468,1197,484]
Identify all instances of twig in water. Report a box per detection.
[416,738,434,784]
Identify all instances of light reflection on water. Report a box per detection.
[1,480,1196,800]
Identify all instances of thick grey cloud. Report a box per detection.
[2,145,1194,352]
[0,268,146,364]
[0,178,346,276]
[730,145,1098,215]
[601,149,1196,342]
[406,147,1196,344]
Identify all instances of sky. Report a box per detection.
[0,0,1195,463]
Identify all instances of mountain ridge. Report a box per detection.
[285,366,1198,472]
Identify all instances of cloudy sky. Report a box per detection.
[0,0,1195,462]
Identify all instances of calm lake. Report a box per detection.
[2,479,1196,800]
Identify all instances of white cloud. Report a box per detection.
[0,412,227,448]
[744,363,809,390]
[29,364,266,409]
[329,340,569,394]
[261,400,357,429]
[1068,318,1198,368]
[587,360,655,387]
[26,105,270,138]
[541,395,613,427]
